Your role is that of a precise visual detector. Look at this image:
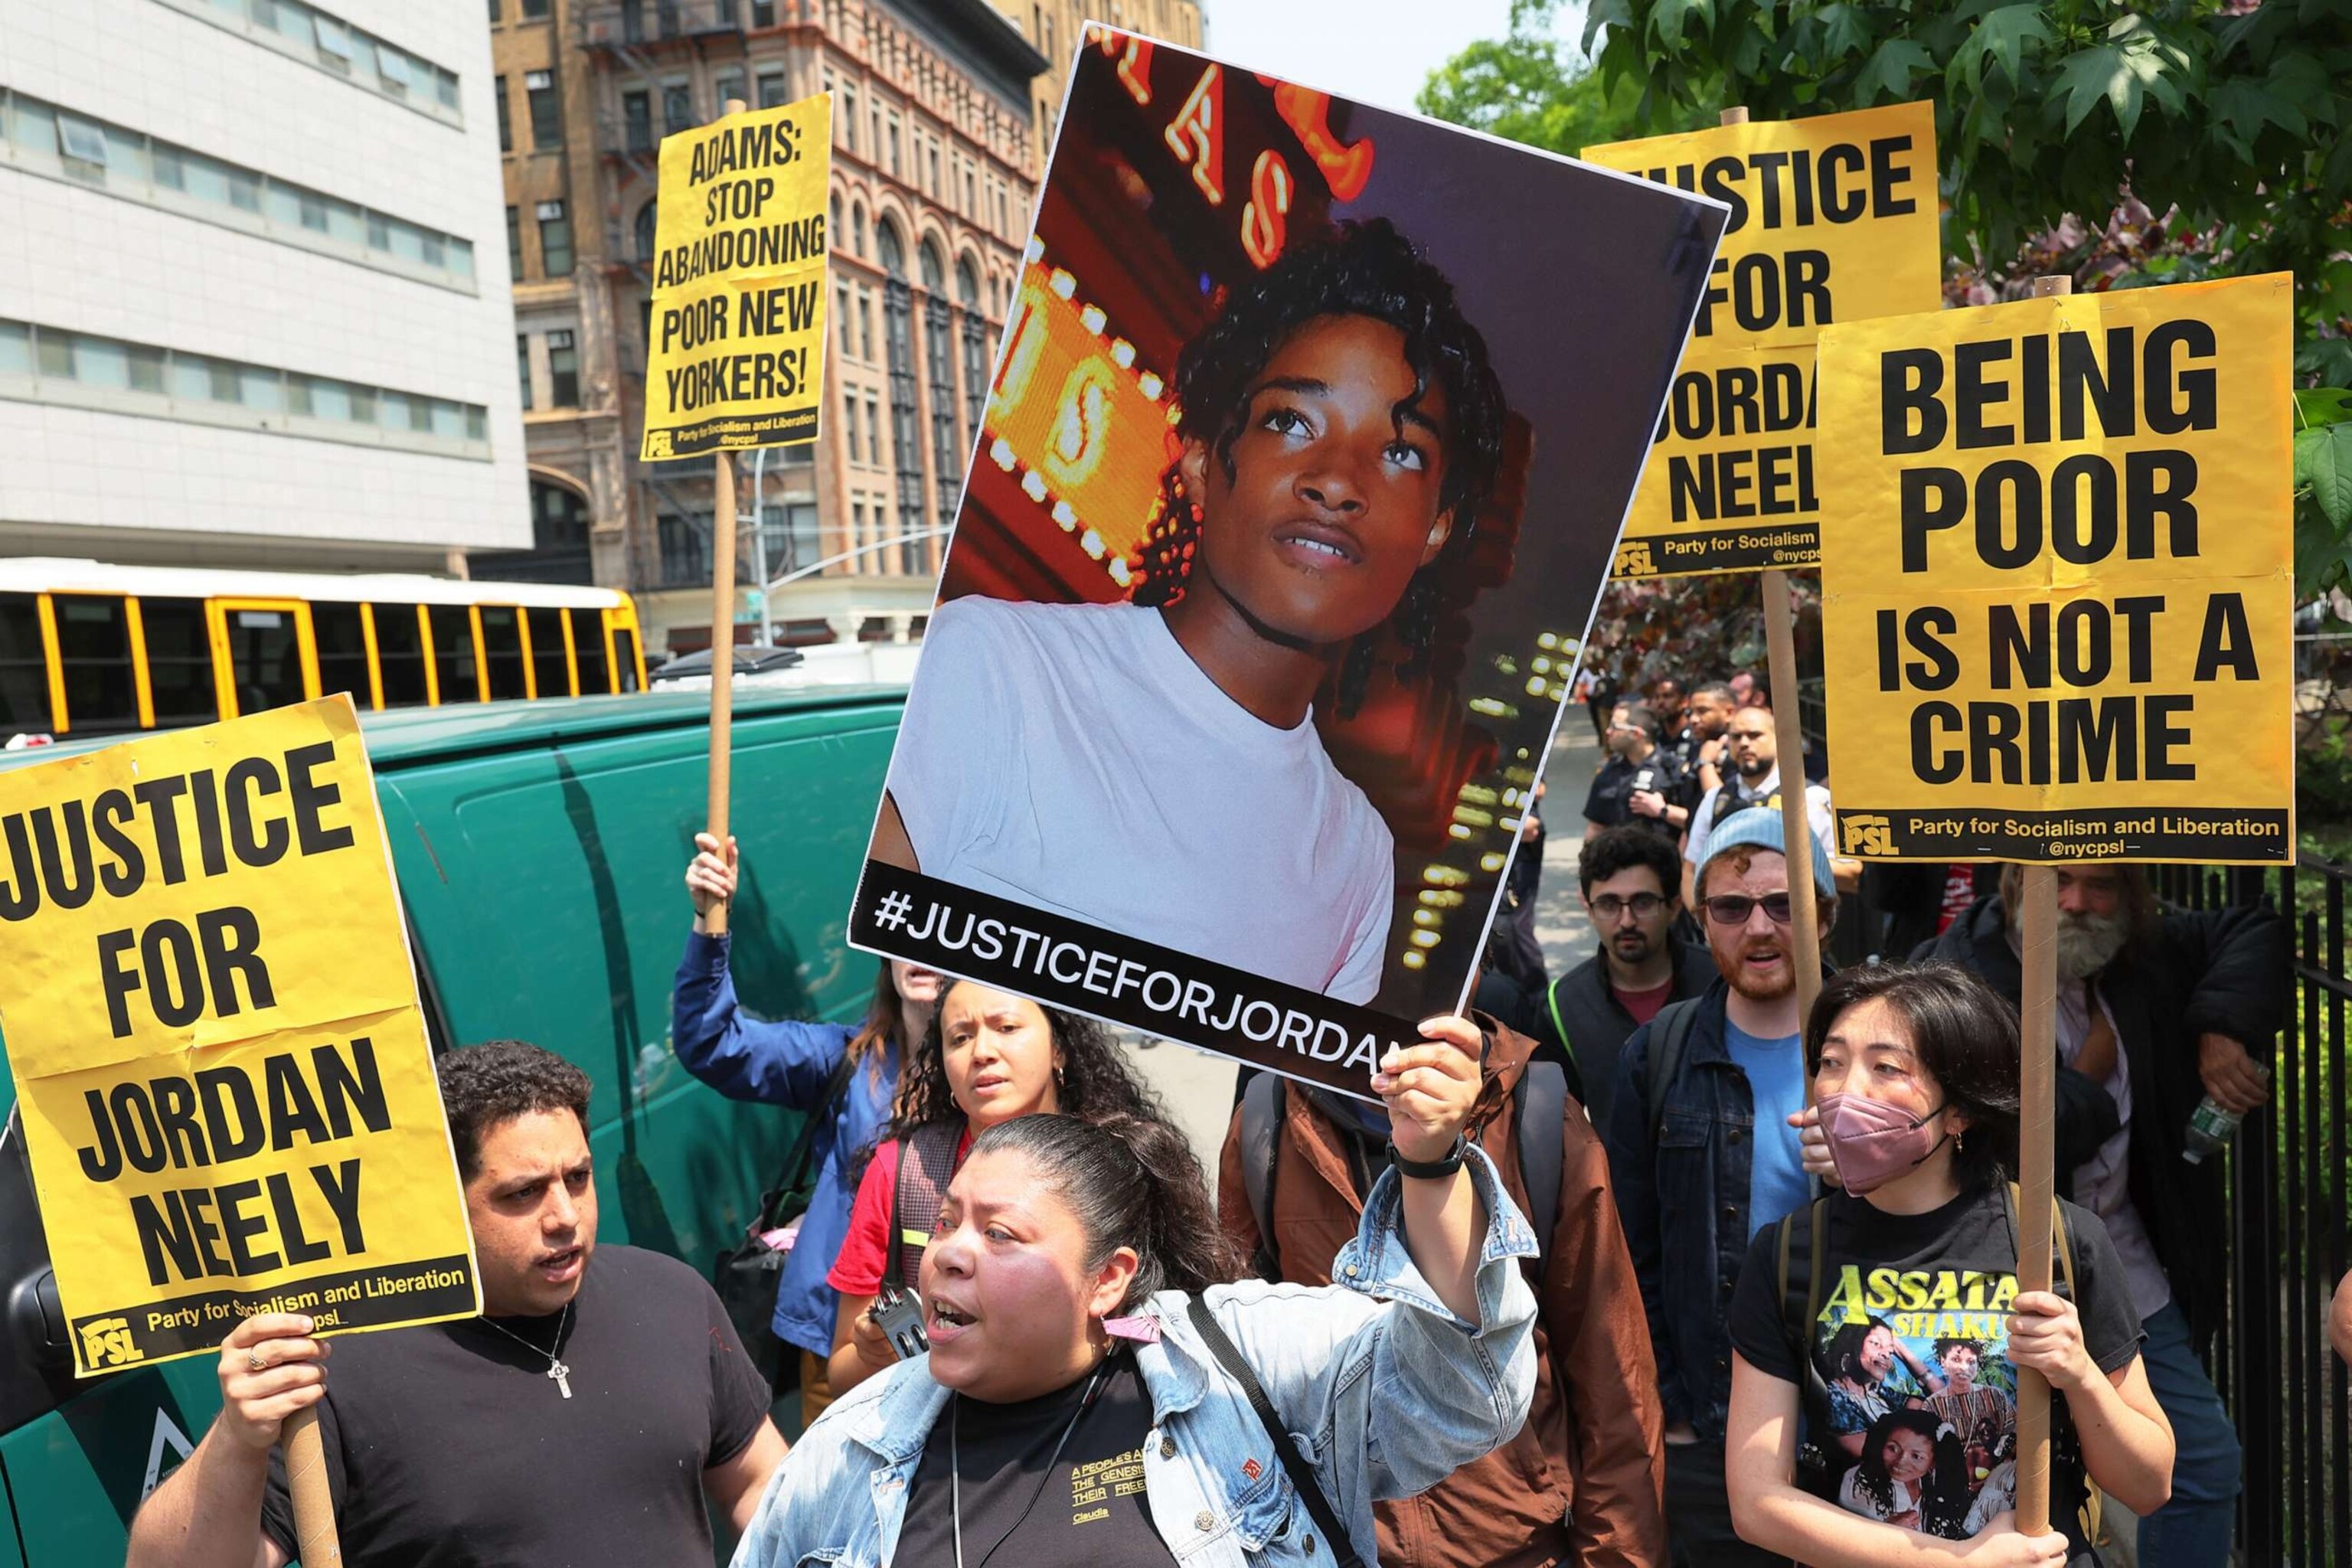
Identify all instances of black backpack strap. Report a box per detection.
[1185,1295,1366,1568]
[1774,1197,1833,1409]
[756,1052,855,1233]
[1645,999,1701,1146]
[1516,1062,1565,1258]
[1239,1073,1287,1282]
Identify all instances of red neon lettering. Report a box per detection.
[1271,84,1373,203]
[1105,34,1152,105]
[1161,64,1225,205]
[1241,150,1293,269]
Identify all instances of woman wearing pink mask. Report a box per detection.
[1720,963,2174,1567]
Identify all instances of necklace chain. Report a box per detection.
[481,1302,573,1397]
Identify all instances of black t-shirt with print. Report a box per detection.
[1727,1186,2143,1554]
[1583,753,1685,838]
[896,1348,1176,1568]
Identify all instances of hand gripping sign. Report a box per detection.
[0,697,478,1377]
[1583,102,1942,578]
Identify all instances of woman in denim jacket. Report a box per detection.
[732,1016,1539,1568]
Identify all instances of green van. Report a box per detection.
[0,684,904,1563]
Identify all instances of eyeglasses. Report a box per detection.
[1589,893,1666,920]
[1704,893,1795,926]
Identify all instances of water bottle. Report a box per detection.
[2183,1062,2272,1164]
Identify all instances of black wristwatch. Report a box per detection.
[1387,1135,1468,1180]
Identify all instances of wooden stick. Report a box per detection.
[2013,271,2069,1537]
[283,1405,341,1564]
[702,91,750,940]
[1720,106,1751,126]
[1759,567,1821,1028]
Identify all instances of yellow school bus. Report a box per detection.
[0,558,650,741]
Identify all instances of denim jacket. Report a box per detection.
[730,1147,1540,1568]
[1603,980,1786,1440]
[672,929,898,1358]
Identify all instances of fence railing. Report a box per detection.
[2154,858,2349,1565]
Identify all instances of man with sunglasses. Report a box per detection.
[1532,825,1718,1131]
[1604,811,1837,1566]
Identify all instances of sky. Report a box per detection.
[1196,0,1587,118]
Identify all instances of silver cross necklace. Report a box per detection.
[481,1302,573,1397]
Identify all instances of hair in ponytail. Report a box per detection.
[968,1112,1242,1312]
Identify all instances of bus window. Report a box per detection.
[480,606,527,700]
[141,597,219,727]
[223,607,308,715]
[373,606,430,706]
[313,602,372,707]
[525,607,570,697]
[428,606,482,703]
[614,629,642,692]
[54,595,139,735]
[573,610,610,694]
[1,593,52,733]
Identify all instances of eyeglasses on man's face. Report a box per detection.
[1704,892,1795,926]
[1589,893,1667,922]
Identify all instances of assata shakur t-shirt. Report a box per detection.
[1728,1186,2143,1552]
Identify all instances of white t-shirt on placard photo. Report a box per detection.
[883,595,1394,1003]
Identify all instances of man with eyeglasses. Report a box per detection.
[1605,811,1836,1566]
[1531,825,1717,1132]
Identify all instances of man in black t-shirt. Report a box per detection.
[1581,701,1687,844]
[128,1042,787,1568]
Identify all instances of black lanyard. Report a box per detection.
[949,1357,1112,1568]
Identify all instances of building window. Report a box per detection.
[865,395,880,465]
[836,283,852,362]
[757,70,787,109]
[843,394,858,462]
[495,74,512,151]
[175,0,464,124]
[488,0,501,21]
[852,202,867,257]
[958,257,988,436]
[663,83,694,136]
[715,71,745,116]
[537,200,573,276]
[877,222,925,563]
[757,501,818,579]
[623,90,653,153]
[526,70,561,149]
[751,0,776,24]
[507,205,524,279]
[517,334,533,410]
[547,329,578,405]
[658,511,710,587]
[521,0,550,15]
[922,243,959,527]
[858,289,874,361]
[841,86,856,152]
[887,113,901,175]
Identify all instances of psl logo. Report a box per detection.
[644,429,674,459]
[1612,540,1656,577]
[80,1315,142,1368]
[1843,815,1895,856]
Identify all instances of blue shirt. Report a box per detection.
[1725,1021,1808,1239]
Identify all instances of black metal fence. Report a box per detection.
[2155,859,2349,1565]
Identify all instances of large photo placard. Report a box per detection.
[848,28,1727,1092]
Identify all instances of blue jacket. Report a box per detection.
[671,929,898,1359]
[1602,979,1786,1440]
[730,1148,1540,1568]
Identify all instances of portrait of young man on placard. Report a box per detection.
[854,28,1724,1048]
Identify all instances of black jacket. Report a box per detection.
[1919,894,2287,1344]
[1533,940,1719,1134]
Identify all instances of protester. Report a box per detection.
[1724,963,2174,1566]
[126,1042,788,1568]
[1681,705,1854,900]
[734,1017,1540,1568]
[1649,678,1689,742]
[673,832,941,1423]
[1921,862,2283,1566]
[1221,1017,1667,1567]
[1671,682,1736,805]
[872,218,1508,1002]
[1532,825,1717,1128]
[825,978,1168,1396]
[1585,702,1688,842]
[1606,809,1835,1566]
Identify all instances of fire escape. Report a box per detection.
[577,0,754,596]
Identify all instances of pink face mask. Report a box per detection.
[1815,1093,1949,1194]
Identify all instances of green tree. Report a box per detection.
[1415,0,1672,153]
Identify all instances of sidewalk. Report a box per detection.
[1534,714,1604,982]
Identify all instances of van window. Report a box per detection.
[142,596,219,725]
[480,606,528,700]
[429,606,482,703]
[0,592,51,730]
[614,629,642,692]
[314,602,371,707]
[573,611,610,694]
[54,594,139,733]
[525,606,570,697]
[224,608,307,714]
[374,605,431,706]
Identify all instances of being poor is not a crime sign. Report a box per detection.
[0,698,478,1377]
[1583,102,1942,578]
[1818,274,2295,864]
[639,92,831,459]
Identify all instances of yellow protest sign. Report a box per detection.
[1816,274,2295,864]
[639,93,831,460]
[0,698,479,1376]
[1585,102,1941,577]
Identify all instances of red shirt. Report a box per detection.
[826,1128,972,1296]
[1614,976,1675,1027]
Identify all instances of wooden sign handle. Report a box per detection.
[1759,567,1822,1031]
[283,1405,341,1564]
[701,95,750,939]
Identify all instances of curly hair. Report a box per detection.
[1851,1407,1971,1535]
[1824,1315,1897,1386]
[436,1040,591,1181]
[1128,217,1508,718]
[869,980,1165,1165]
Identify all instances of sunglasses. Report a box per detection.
[1590,893,1667,920]
[1704,893,1795,926]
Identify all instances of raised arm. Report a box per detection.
[672,835,855,1106]
[126,1315,318,1568]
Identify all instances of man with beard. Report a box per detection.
[1606,811,1836,1565]
[1921,862,2284,1568]
[1668,683,1736,806]
[1531,825,1717,1130]
[1585,701,1689,841]
[1681,706,1854,901]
